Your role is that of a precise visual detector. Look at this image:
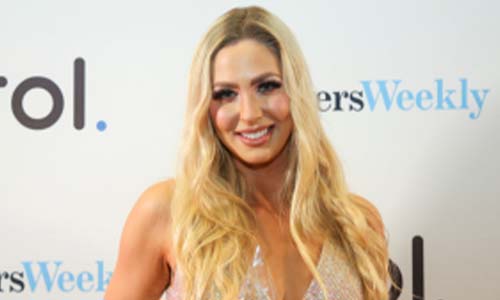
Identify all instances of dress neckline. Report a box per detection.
[251,241,328,300]
[165,240,365,300]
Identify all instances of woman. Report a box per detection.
[105,5,390,300]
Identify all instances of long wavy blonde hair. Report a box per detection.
[171,5,389,300]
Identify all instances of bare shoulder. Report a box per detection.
[349,193,385,238]
[104,178,175,300]
[133,178,176,223]
[124,178,175,238]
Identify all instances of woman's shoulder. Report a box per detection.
[120,178,176,252]
[129,179,175,237]
[348,193,385,238]
[129,178,176,230]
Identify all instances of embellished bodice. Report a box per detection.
[164,241,363,300]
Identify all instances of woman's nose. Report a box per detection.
[239,92,263,122]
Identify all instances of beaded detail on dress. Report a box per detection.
[164,241,363,300]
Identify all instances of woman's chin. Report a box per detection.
[235,154,274,168]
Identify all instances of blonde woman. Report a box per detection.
[105,5,390,300]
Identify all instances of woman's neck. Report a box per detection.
[234,143,291,215]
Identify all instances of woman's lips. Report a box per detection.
[236,125,274,146]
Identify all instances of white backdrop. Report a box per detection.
[1,1,499,299]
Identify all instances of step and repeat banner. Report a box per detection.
[1,1,498,300]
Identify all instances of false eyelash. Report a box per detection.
[258,80,282,92]
[212,89,236,100]
[212,80,282,100]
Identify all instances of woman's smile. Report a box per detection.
[236,125,274,146]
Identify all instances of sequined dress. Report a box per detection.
[164,241,363,300]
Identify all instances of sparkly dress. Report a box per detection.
[164,241,363,300]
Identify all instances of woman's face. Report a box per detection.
[209,38,293,167]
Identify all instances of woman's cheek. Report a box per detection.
[210,102,239,131]
[267,93,291,120]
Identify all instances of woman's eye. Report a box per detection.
[258,81,282,94]
[213,89,236,100]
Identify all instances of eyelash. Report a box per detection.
[212,80,282,100]
[212,89,236,100]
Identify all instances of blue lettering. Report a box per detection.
[336,78,489,119]
[21,261,62,292]
[77,271,94,292]
[435,79,457,110]
[469,88,490,119]
[460,78,468,109]
[415,90,433,110]
[396,89,414,111]
[58,271,75,292]
[96,261,112,292]
[361,80,402,111]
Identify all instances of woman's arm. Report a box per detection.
[104,180,175,300]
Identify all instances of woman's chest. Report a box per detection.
[252,215,314,297]
[251,239,323,300]
[241,239,363,300]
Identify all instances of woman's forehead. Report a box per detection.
[212,39,281,85]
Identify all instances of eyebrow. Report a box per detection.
[213,72,281,89]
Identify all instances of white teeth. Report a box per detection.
[241,127,269,140]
